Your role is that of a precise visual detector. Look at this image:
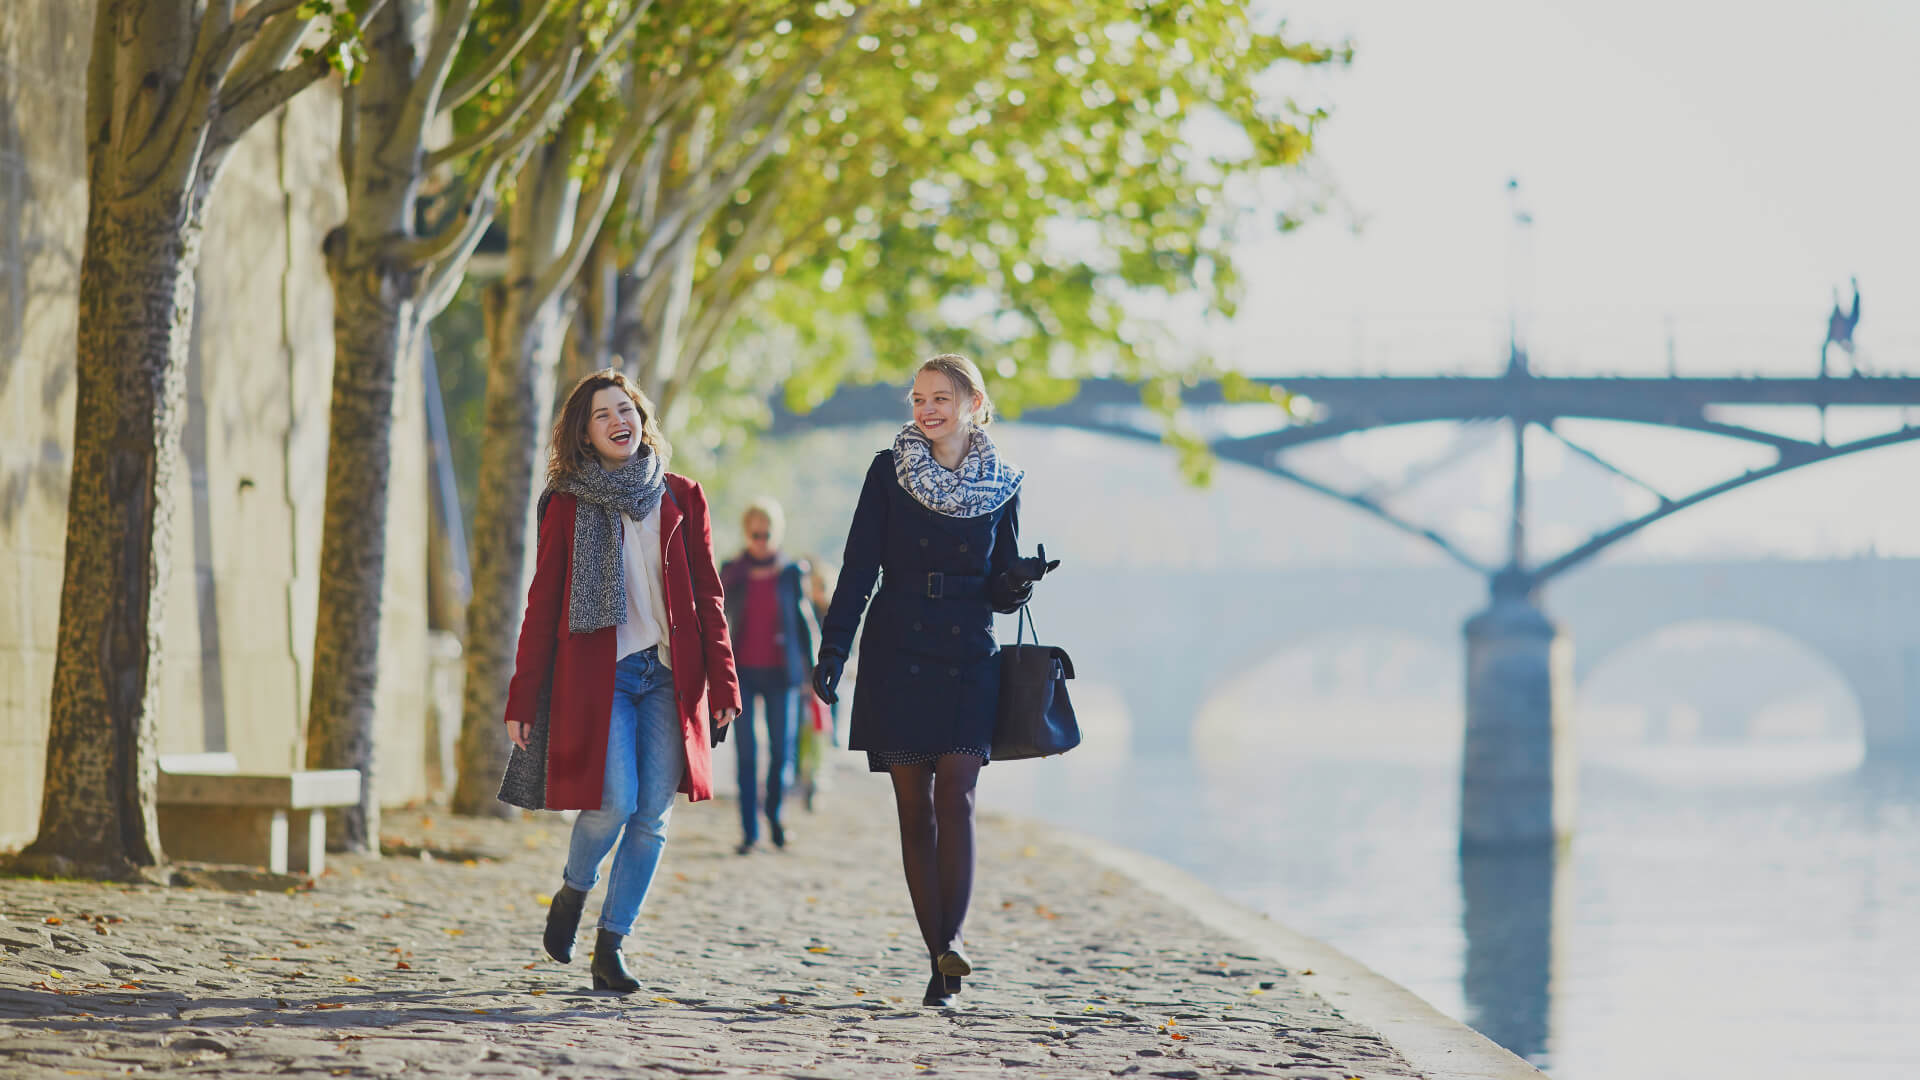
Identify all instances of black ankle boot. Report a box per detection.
[543,884,587,964]
[591,929,640,993]
[922,964,955,1007]
[946,973,964,995]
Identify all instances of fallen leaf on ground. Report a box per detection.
[43,917,60,926]
[806,946,831,954]
[310,1003,346,1011]
[395,961,411,970]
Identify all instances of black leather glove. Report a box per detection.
[812,648,846,705]
[1006,544,1060,585]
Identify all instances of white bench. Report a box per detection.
[156,753,361,876]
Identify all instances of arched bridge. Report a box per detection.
[774,366,1920,589]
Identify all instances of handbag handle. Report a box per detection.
[1013,603,1040,646]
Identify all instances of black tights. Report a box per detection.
[888,755,981,961]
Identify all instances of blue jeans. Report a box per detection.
[563,648,683,935]
[734,666,796,843]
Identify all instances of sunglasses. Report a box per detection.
[748,531,771,541]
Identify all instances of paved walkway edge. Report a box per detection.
[1051,825,1546,1080]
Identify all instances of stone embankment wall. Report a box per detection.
[0,1,436,848]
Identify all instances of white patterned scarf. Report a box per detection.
[892,423,1024,518]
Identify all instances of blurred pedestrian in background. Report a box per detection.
[719,498,818,854]
[795,558,841,811]
[497,369,740,993]
[812,353,1058,1007]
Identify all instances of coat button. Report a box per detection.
[909,664,920,675]
[948,667,959,677]
[958,543,968,553]
[950,626,960,635]
[918,537,929,547]
[913,621,923,631]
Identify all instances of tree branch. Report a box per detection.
[209,0,396,158]
[212,50,332,151]
[529,117,656,307]
[216,0,312,96]
[396,0,480,161]
[549,0,657,117]
[425,47,570,171]
[438,0,562,111]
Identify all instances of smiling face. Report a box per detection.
[911,369,980,444]
[586,386,642,469]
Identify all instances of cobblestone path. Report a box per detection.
[2,767,1425,1079]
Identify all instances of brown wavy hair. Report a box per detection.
[548,369,672,486]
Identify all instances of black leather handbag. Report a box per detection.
[992,606,1080,760]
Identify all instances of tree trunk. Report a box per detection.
[305,233,417,852]
[451,135,577,817]
[16,192,200,882]
[302,1,434,854]
[450,281,565,816]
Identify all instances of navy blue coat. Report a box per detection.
[821,451,1025,757]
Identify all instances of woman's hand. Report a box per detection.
[812,649,847,705]
[507,721,532,750]
[714,708,740,727]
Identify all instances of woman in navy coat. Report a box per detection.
[812,353,1055,1007]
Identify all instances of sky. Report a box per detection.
[1230,0,1920,373]
[1171,0,1920,562]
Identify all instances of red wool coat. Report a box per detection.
[502,474,741,809]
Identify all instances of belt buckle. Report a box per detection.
[926,571,944,599]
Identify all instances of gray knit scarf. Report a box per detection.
[550,447,666,634]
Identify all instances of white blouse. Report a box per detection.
[615,504,673,669]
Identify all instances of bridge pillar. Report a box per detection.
[1460,579,1575,852]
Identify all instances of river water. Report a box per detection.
[979,738,1920,1078]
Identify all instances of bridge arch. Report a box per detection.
[1190,626,1461,762]
[1573,617,1864,779]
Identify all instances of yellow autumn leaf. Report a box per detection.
[46,970,61,979]
[444,928,464,936]
[806,946,832,954]
[535,894,553,907]
[342,976,361,983]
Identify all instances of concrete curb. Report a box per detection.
[1052,825,1546,1080]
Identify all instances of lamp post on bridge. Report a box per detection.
[1459,183,1576,852]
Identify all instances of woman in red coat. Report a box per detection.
[497,369,741,993]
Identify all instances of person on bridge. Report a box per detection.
[1822,276,1862,377]
[718,498,818,854]
[812,353,1060,1007]
[495,369,741,994]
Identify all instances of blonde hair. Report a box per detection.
[742,497,785,541]
[548,369,671,485]
[911,353,994,428]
